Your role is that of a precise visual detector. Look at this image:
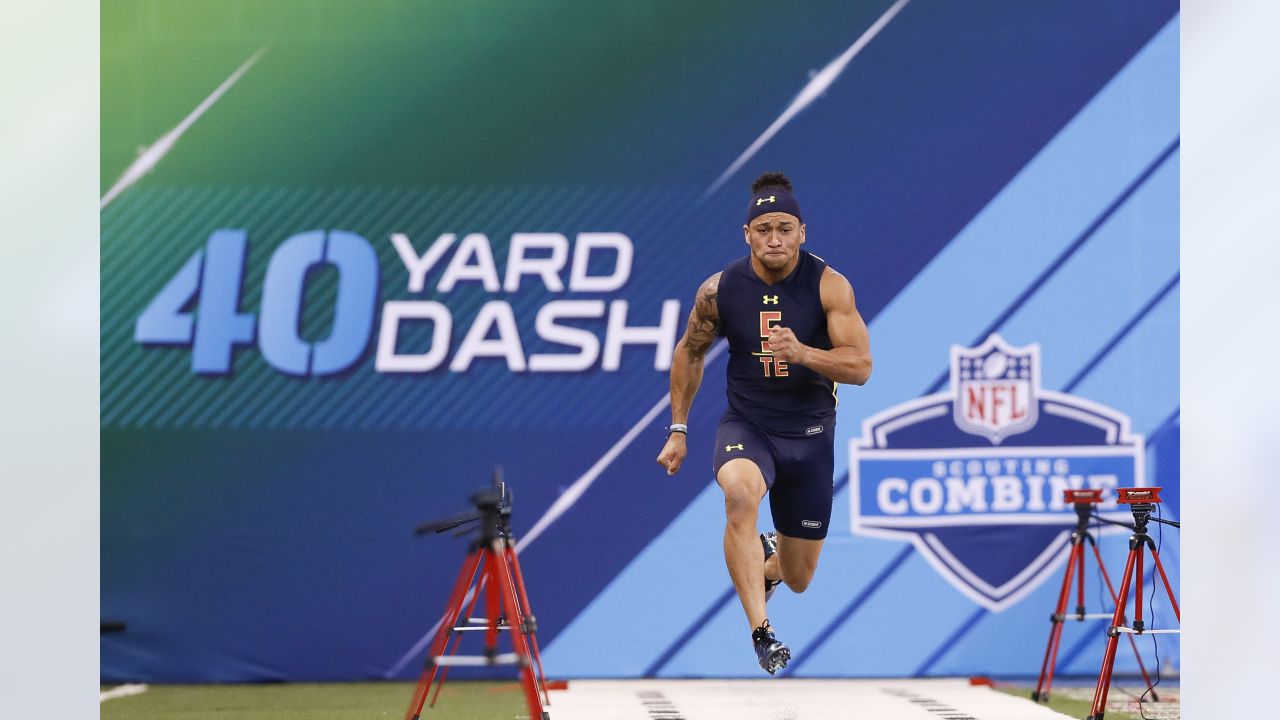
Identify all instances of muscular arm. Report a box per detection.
[670,272,721,423]
[657,272,720,475]
[767,267,872,385]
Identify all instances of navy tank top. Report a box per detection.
[717,250,836,436]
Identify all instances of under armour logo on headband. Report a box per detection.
[747,188,801,223]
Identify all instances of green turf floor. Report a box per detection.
[999,685,1119,719]
[999,682,1180,720]
[99,681,525,720]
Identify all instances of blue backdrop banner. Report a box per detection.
[101,1,1180,682]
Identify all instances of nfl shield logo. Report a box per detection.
[952,334,1039,444]
[850,333,1145,611]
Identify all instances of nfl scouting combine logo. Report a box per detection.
[850,334,1145,611]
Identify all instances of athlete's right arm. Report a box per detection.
[656,272,721,476]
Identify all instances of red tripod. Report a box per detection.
[1087,487,1180,720]
[405,482,550,720]
[1033,490,1157,704]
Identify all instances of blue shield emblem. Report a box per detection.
[850,334,1145,611]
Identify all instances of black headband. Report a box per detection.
[746,187,802,224]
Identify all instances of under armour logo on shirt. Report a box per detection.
[762,295,779,305]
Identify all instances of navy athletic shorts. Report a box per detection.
[711,410,835,540]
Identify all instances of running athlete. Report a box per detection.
[656,172,872,674]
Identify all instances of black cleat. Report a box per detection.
[761,531,782,601]
[752,619,791,675]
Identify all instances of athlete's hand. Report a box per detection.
[768,325,808,364]
[656,434,687,476]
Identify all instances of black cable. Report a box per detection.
[1093,513,1144,704]
[1093,514,1144,704]
[1135,503,1165,720]
[1087,505,1178,711]
[1079,510,1154,704]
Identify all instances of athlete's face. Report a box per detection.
[744,212,806,274]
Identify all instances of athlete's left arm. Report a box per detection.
[769,268,872,385]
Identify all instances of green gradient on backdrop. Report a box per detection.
[102,0,891,190]
[99,184,731,430]
[100,0,895,431]
[100,1,891,426]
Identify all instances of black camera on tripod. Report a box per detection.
[415,469,513,546]
[403,468,551,720]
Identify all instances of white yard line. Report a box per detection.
[99,683,149,703]
[550,679,1076,720]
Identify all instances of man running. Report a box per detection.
[656,172,872,674]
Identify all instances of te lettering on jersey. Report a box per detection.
[758,311,788,377]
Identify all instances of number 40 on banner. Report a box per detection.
[133,229,378,376]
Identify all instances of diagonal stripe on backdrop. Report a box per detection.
[704,0,912,198]
[101,48,267,210]
[780,546,915,675]
[922,139,1180,396]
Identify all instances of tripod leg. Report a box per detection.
[1034,539,1080,702]
[1135,548,1145,630]
[429,574,487,709]
[406,548,484,720]
[1044,539,1082,696]
[1090,540,1158,701]
[490,540,546,719]
[484,549,504,652]
[1088,546,1138,720]
[1076,536,1087,616]
[506,543,551,706]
